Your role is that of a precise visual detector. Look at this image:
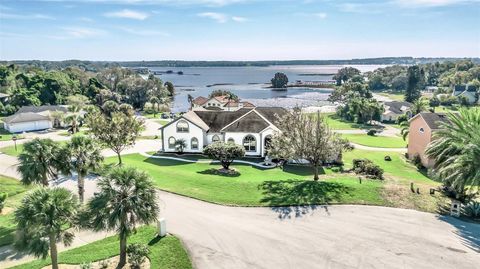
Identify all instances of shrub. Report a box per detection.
[330,166,342,173]
[203,141,245,170]
[463,201,480,218]
[367,129,377,136]
[0,192,7,213]
[412,154,424,169]
[127,243,150,269]
[384,156,392,161]
[80,262,92,269]
[99,260,109,269]
[352,159,384,180]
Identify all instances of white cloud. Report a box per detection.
[394,0,479,7]
[78,17,94,22]
[119,27,170,36]
[198,12,229,23]
[38,0,248,7]
[198,12,248,23]
[56,27,106,39]
[104,9,149,20]
[231,16,248,22]
[0,12,55,20]
[314,12,327,19]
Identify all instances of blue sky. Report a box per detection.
[0,0,479,60]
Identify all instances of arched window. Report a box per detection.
[176,120,189,132]
[168,137,176,149]
[212,135,220,143]
[191,137,199,149]
[227,138,235,144]
[243,135,256,152]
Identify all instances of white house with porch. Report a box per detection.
[160,107,287,157]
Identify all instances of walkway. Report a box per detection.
[350,143,407,152]
[139,152,276,169]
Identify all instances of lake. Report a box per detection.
[149,65,384,112]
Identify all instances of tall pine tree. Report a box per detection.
[405,66,424,103]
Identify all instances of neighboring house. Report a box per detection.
[0,93,9,103]
[452,85,478,104]
[381,101,412,122]
[160,107,287,157]
[191,95,255,111]
[3,105,69,133]
[407,112,449,168]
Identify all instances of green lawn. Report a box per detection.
[0,141,67,157]
[0,128,25,142]
[156,119,171,126]
[0,176,31,247]
[106,154,385,206]
[343,149,433,183]
[342,134,407,148]
[377,92,405,101]
[10,226,192,269]
[322,114,380,130]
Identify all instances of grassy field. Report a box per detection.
[10,226,192,269]
[107,154,385,206]
[0,176,31,247]
[105,149,444,212]
[323,114,381,130]
[342,134,407,148]
[377,92,405,101]
[0,128,25,142]
[0,141,67,157]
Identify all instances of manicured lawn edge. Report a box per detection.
[9,226,192,269]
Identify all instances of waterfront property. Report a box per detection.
[191,95,255,111]
[160,107,287,156]
[2,105,69,133]
[407,112,449,168]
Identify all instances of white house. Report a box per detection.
[2,105,69,133]
[452,85,478,104]
[160,107,287,157]
[381,101,412,122]
[191,95,255,111]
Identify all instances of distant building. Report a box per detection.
[191,95,255,111]
[160,107,287,157]
[452,85,478,104]
[3,105,69,133]
[423,86,438,93]
[381,101,412,122]
[407,112,449,168]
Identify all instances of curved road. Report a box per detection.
[1,177,479,268]
[160,191,479,269]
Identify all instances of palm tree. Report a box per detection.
[400,120,409,141]
[64,113,83,134]
[411,99,428,115]
[64,135,103,203]
[187,94,194,109]
[85,167,159,268]
[149,96,160,118]
[175,138,187,153]
[14,187,79,269]
[425,108,480,202]
[17,138,67,186]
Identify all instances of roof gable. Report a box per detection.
[222,111,269,133]
[194,109,251,132]
[3,112,50,124]
[410,112,449,130]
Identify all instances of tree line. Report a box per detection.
[0,64,174,116]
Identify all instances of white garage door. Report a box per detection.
[7,120,52,133]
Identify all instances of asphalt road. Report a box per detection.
[160,191,479,269]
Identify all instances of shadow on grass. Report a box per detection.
[258,179,351,219]
[282,165,317,177]
[436,215,480,253]
[328,115,385,130]
[197,168,240,177]
[143,157,197,167]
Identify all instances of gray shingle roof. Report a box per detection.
[3,112,50,124]
[419,112,449,130]
[254,107,288,125]
[384,101,412,114]
[17,105,68,114]
[194,109,251,132]
[222,111,269,133]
